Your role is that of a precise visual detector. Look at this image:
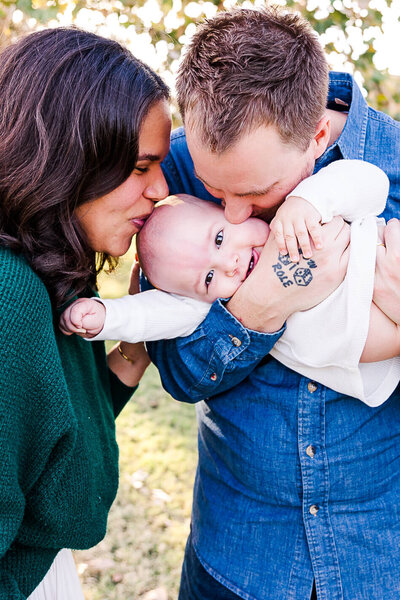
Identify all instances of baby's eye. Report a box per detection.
[205,270,214,288]
[215,230,224,248]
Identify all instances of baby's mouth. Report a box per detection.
[246,250,255,279]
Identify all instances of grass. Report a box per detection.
[74,250,198,600]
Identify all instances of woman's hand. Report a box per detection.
[227,216,350,332]
[107,262,150,387]
[374,219,400,324]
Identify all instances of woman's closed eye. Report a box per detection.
[215,230,223,247]
[205,270,214,288]
[134,166,149,174]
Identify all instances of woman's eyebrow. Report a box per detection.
[137,153,160,161]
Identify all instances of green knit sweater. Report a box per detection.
[0,246,135,598]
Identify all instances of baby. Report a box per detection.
[60,160,400,406]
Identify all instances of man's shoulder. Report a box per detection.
[367,105,400,130]
[170,126,187,143]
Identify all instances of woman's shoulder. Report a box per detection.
[0,246,51,316]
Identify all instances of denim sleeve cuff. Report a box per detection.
[201,299,286,367]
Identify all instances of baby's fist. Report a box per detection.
[59,298,106,338]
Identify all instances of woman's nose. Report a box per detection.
[144,167,169,202]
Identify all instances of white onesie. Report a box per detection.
[93,160,399,407]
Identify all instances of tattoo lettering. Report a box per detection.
[272,253,317,288]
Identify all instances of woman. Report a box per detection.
[0,27,171,598]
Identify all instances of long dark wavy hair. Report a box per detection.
[0,27,169,306]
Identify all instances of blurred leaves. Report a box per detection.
[0,0,399,120]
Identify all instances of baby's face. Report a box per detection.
[148,197,270,303]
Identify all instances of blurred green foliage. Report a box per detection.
[0,0,399,120]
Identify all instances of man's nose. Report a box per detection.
[223,197,253,224]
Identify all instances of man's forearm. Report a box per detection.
[148,299,284,403]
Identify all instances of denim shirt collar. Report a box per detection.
[316,71,369,170]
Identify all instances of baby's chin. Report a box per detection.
[200,286,240,305]
[160,283,215,304]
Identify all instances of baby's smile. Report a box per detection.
[245,248,260,279]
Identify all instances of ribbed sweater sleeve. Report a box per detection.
[0,251,74,598]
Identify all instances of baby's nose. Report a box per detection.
[225,254,239,277]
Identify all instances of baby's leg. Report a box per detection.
[361,302,400,362]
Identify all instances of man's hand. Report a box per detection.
[270,196,323,262]
[59,298,106,338]
[227,216,350,333]
[374,219,400,324]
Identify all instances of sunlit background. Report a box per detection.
[1,0,400,122]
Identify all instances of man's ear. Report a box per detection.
[312,114,330,159]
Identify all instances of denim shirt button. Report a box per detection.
[307,382,318,393]
[229,335,242,347]
[306,445,316,458]
[309,504,319,516]
[210,373,218,381]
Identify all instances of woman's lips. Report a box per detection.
[130,217,148,230]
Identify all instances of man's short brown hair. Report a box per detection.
[176,7,329,152]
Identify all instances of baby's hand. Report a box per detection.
[59,298,106,338]
[270,196,323,262]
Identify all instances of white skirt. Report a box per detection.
[28,549,84,600]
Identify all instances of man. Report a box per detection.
[147,7,400,600]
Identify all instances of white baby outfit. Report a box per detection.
[27,550,84,600]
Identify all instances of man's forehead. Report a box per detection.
[186,125,300,194]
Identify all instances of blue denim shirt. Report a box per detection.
[149,72,400,599]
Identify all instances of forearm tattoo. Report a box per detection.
[272,251,317,288]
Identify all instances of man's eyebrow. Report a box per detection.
[194,168,277,198]
[235,183,278,198]
[137,153,160,161]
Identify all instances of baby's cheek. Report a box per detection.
[218,279,242,301]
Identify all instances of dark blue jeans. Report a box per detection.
[179,533,318,600]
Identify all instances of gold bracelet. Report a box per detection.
[117,344,135,363]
